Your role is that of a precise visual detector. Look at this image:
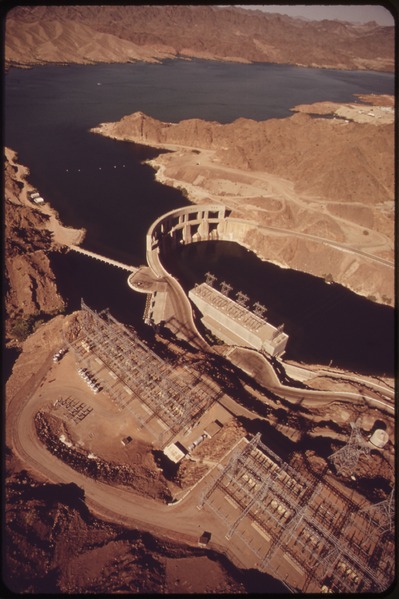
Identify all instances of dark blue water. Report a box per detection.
[162,242,394,375]
[5,60,394,261]
[6,59,394,126]
[5,60,395,375]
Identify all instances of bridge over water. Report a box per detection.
[69,245,138,273]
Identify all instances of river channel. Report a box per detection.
[5,60,395,377]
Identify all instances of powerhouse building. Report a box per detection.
[189,283,288,357]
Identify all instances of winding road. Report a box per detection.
[7,313,394,583]
[6,353,251,570]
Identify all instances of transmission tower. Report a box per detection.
[360,485,395,534]
[198,434,261,509]
[317,543,342,577]
[220,281,233,297]
[260,482,322,570]
[236,290,250,307]
[205,272,217,286]
[226,471,275,539]
[253,301,267,318]
[329,422,370,477]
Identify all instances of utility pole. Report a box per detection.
[205,272,217,286]
[253,301,267,318]
[220,281,233,297]
[236,290,250,307]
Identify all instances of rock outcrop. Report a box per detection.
[91,97,394,306]
[5,5,394,72]
[4,148,84,347]
[92,106,394,207]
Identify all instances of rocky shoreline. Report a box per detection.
[90,97,394,307]
[4,6,395,591]
[4,147,85,348]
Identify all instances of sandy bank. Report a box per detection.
[5,147,86,248]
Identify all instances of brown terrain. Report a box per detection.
[4,145,395,593]
[5,4,394,71]
[91,92,395,305]
[4,4,396,595]
[5,454,249,594]
[4,148,85,349]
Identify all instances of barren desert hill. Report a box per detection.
[92,102,394,207]
[4,451,256,594]
[5,4,394,72]
[91,98,394,305]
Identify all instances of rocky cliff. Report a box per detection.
[92,103,394,207]
[4,452,252,594]
[4,148,84,347]
[91,96,394,305]
[5,4,394,72]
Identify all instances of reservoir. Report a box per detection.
[162,241,394,375]
[5,60,394,376]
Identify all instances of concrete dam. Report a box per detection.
[143,204,289,357]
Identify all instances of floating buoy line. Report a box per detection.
[65,164,126,173]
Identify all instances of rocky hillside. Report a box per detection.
[90,96,394,305]
[4,453,255,594]
[5,4,394,71]
[4,150,66,346]
[91,101,394,207]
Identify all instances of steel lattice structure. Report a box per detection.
[67,300,220,445]
[329,422,370,476]
[199,434,393,593]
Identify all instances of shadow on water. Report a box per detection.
[5,63,395,380]
[49,251,148,332]
[162,241,394,377]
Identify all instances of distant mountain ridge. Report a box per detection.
[5,4,394,72]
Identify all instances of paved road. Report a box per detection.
[7,366,252,571]
[150,148,394,270]
[256,223,394,269]
[145,242,394,416]
[7,332,394,585]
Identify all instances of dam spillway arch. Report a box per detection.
[139,204,394,369]
[146,204,261,277]
[141,204,269,342]
[147,204,231,257]
[145,203,395,302]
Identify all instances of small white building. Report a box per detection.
[163,442,186,463]
[29,191,44,204]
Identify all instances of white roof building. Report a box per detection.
[163,442,186,463]
[189,283,288,358]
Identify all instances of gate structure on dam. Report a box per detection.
[143,204,262,335]
[144,204,290,357]
[148,204,231,253]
